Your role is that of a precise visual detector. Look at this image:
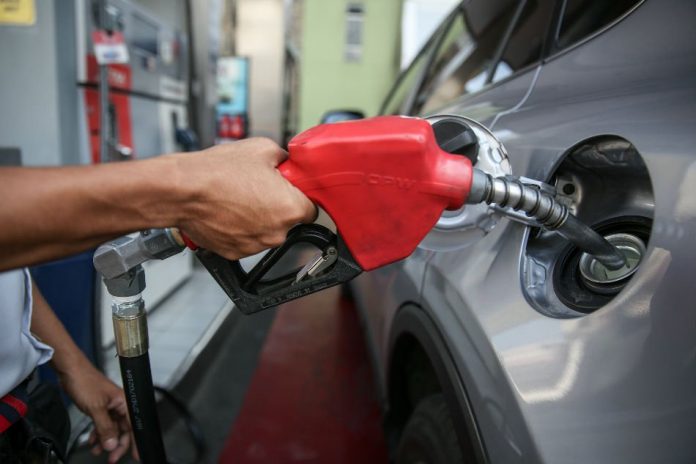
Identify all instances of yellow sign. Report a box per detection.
[0,0,35,26]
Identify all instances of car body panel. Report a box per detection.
[423,65,541,128]
[351,248,430,401]
[353,0,696,462]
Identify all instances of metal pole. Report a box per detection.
[96,0,110,163]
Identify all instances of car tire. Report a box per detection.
[395,393,464,464]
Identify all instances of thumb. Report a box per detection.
[269,146,289,166]
[295,189,318,223]
[90,407,120,452]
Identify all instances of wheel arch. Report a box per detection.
[385,303,488,463]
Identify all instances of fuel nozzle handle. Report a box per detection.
[467,169,627,270]
[279,116,472,271]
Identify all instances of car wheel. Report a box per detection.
[396,393,464,464]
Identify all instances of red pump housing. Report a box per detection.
[280,116,473,271]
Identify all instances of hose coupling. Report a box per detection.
[113,295,148,358]
[104,265,150,358]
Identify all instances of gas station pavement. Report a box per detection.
[71,269,387,463]
[70,268,275,462]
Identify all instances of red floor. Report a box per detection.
[218,287,389,463]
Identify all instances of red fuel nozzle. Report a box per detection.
[281,116,473,271]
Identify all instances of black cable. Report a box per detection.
[65,384,206,464]
[64,417,93,460]
[154,386,207,464]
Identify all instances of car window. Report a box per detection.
[380,19,449,115]
[381,50,430,115]
[416,0,519,115]
[489,0,555,84]
[556,0,642,51]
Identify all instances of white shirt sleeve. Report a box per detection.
[0,269,54,397]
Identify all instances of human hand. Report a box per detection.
[175,138,316,259]
[59,363,136,463]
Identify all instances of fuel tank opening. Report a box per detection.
[578,232,645,292]
[522,136,654,317]
[467,169,629,271]
[552,216,652,313]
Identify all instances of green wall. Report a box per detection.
[298,0,402,131]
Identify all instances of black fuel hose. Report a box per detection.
[119,354,167,464]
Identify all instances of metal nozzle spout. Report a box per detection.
[467,169,627,270]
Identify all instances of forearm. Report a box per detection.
[0,155,196,271]
[1,138,315,271]
[30,280,91,376]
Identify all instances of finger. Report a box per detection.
[104,405,133,463]
[118,429,131,448]
[107,433,130,464]
[249,137,287,165]
[303,198,318,223]
[88,430,97,445]
[108,396,129,420]
[243,138,286,165]
[292,188,318,223]
[116,410,133,435]
[114,411,139,462]
[270,146,288,166]
[91,407,120,452]
[115,402,128,418]
[107,394,125,410]
[116,412,132,442]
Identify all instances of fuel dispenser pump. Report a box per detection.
[93,115,631,462]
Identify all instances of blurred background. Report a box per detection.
[0,0,461,162]
[0,0,460,376]
[0,1,459,461]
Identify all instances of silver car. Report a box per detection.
[347,0,696,462]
